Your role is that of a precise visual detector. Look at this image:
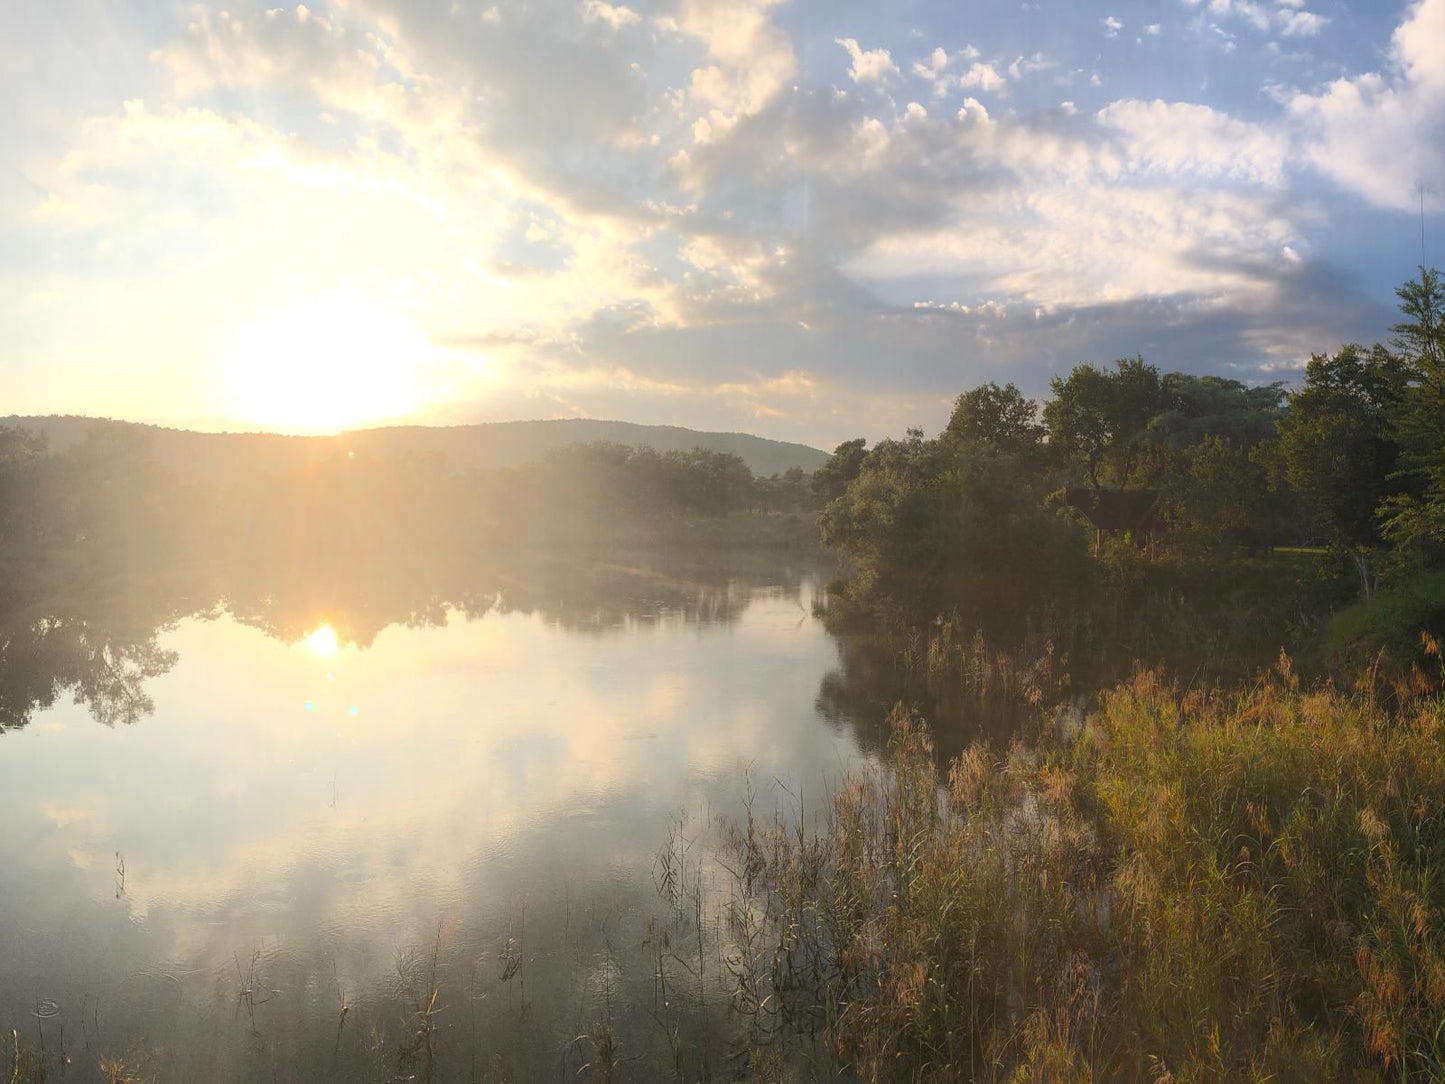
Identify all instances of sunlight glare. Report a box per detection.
[224,290,428,433]
[303,624,340,656]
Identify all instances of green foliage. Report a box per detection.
[1380,268,1445,567]
[1161,435,1283,559]
[1278,343,1408,553]
[1391,265,1444,377]
[530,442,758,517]
[819,429,1091,634]
[945,381,1045,456]
[1045,356,1167,488]
[1148,373,1286,451]
[811,438,868,503]
[1329,569,1445,667]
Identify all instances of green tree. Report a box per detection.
[1149,374,1286,450]
[819,429,1090,633]
[1278,344,1409,598]
[1164,434,1283,557]
[944,382,1044,455]
[1044,356,1167,488]
[811,438,868,503]
[1379,267,1445,562]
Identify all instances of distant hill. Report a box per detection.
[2,416,830,483]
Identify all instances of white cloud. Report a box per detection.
[0,0,1419,438]
[1007,52,1054,80]
[1287,0,1445,211]
[959,62,1007,93]
[677,0,797,116]
[836,37,899,86]
[913,45,1005,98]
[1097,99,1288,186]
[1277,10,1327,36]
[581,0,640,29]
[765,97,1310,310]
[1184,0,1329,38]
[1102,15,1124,37]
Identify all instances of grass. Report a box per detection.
[687,650,1445,1081]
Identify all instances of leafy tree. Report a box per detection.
[1379,267,1445,562]
[1392,266,1443,384]
[1149,374,1286,450]
[944,382,1044,455]
[1164,435,1283,557]
[1044,356,1167,488]
[755,466,813,512]
[811,438,868,503]
[1279,344,1409,598]
[819,429,1090,633]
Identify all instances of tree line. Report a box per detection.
[0,422,825,612]
[817,267,1444,674]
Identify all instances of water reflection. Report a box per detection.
[0,604,182,733]
[0,551,796,734]
[0,548,870,1081]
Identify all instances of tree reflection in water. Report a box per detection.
[0,612,178,732]
[0,547,814,733]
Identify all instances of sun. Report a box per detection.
[302,623,340,656]
[224,290,428,433]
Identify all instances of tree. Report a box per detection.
[1379,267,1445,563]
[1278,344,1409,599]
[811,438,868,504]
[1164,434,1283,557]
[944,382,1044,455]
[819,429,1090,633]
[1392,266,1443,387]
[1148,374,1286,450]
[1044,356,1167,488]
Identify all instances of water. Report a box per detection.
[0,553,886,1081]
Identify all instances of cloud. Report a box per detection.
[1102,15,1124,37]
[1008,52,1054,81]
[581,0,640,29]
[1097,99,1288,186]
[1181,0,1330,38]
[1288,0,1445,211]
[912,45,1005,98]
[959,62,1007,93]
[676,0,797,116]
[3,0,1427,445]
[1277,10,1327,37]
[836,38,898,86]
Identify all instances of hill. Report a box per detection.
[1,416,830,483]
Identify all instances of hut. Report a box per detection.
[1062,486,1160,553]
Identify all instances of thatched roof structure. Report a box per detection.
[1062,486,1160,534]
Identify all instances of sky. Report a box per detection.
[4,0,1444,448]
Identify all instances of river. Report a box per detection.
[0,551,907,1082]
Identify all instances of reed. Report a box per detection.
[695,658,1445,1080]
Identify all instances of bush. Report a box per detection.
[1329,568,1445,668]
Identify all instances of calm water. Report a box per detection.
[0,553,898,1081]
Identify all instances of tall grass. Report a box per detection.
[704,649,1445,1080]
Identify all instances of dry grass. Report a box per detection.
[698,658,1445,1081]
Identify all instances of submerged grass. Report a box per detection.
[701,652,1445,1081]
